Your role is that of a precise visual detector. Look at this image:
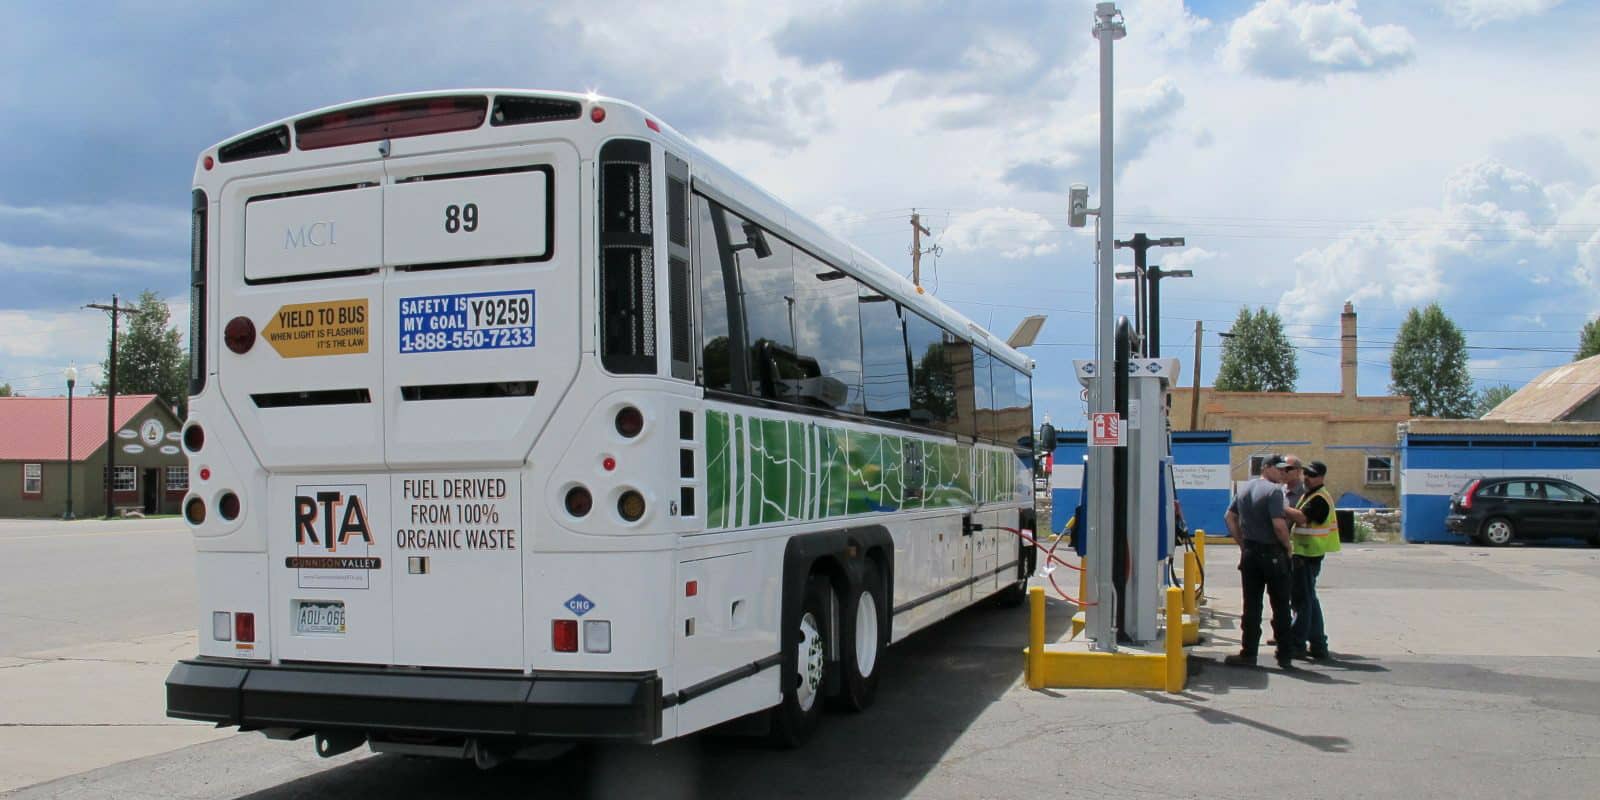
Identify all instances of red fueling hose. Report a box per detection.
[995,525,1097,607]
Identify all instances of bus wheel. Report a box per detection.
[770,577,830,747]
[837,566,885,711]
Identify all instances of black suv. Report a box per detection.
[1446,477,1600,546]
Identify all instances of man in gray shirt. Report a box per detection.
[1224,454,1296,669]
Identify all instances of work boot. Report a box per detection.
[1276,652,1297,670]
[1308,647,1331,661]
[1223,653,1257,667]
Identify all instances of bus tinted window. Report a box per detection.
[860,292,910,422]
[791,249,864,413]
[906,314,959,434]
[995,363,1032,451]
[696,197,738,393]
[973,348,996,442]
[724,214,796,402]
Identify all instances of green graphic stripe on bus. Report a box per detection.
[703,409,1026,531]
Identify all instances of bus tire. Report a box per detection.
[837,565,885,712]
[770,576,830,747]
[994,578,1028,608]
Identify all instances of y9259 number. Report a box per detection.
[444,203,479,233]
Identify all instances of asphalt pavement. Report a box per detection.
[4,522,1600,799]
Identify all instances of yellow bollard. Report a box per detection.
[1027,586,1046,689]
[1164,586,1186,692]
[1194,527,1206,568]
[1182,550,1198,617]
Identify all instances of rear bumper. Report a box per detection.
[1444,514,1477,534]
[166,659,661,743]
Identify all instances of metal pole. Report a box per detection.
[105,296,118,519]
[1148,266,1162,358]
[1089,2,1124,651]
[65,376,75,520]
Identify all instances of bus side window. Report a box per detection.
[696,196,742,393]
[665,152,693,382]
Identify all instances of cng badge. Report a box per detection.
[287,484,380,589]
[564,594,595,617]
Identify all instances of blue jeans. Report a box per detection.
[1290,555,1326,653]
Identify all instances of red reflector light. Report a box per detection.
[686,580,697,597]
[224,316,256,354]
[646,119,660,132]
[1462,479,1480,509]
[203,155,214,170]
[235,612,255,643]
[602,456,617,472]
[296,96,489,151]
[552,619,578,652]
[199,467,211,481]
[590,106,606,123]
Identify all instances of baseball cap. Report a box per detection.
[1264,453,1290,468]
[1304,461,1327,478]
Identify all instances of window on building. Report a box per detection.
[166,466,189,492]
[1249,454,1268,476]
[1365,455,1393,486]
[104,465,136,492]
[23,463,42,496]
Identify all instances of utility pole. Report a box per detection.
[86,295,140,519]
[1113,233,1185,354]
[1190,320,1203,430]
[909,210,936,288]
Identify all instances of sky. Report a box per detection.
[2,0,1597,428]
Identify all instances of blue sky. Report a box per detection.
[3,0,1597,426]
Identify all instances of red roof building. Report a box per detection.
[0,394,187,518]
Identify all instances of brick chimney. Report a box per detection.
[1341,301,1358,398]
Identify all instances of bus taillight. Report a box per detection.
[552,620,578,653]
[224,316,256,354]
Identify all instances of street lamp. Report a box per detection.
[63,364,77,520]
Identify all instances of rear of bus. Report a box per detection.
[166,92,702,758]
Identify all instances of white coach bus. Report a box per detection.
[166,90,1037,762]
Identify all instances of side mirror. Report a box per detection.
[1039,422,1058,452]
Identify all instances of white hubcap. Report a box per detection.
[854,590,879,678]
[796,612,824,712]
[1486,521,1511,544]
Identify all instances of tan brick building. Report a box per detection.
[1169,303,1410,507]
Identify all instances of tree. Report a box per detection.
[1579,318,1600,361]
[0,383,11,397]
[1390,303,1474,418]
[1214,306,1298,392]
[94,290,189,416]
[1473,383,1517,417]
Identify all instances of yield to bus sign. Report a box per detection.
[564,594,595,616]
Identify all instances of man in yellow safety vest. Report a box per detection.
[1286,460,1339,660]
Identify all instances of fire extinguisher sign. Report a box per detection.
[1090,412,1124,447]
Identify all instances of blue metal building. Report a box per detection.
[1048,430,1233,537]
[1399,425,1600,543]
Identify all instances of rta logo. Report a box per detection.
[295,490,373,553]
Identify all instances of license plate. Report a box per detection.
[294,600,346,635]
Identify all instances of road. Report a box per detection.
[0,518,195,657]
[5,523,1600,799]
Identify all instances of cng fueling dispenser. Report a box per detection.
[1071,319,1180,645]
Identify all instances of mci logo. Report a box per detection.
[285,221,337,249]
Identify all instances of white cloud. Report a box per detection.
[1126,0,1215,52]
[1440,0,1565,29]
[1277,159,1596,329]
[1001,77,1186,193]
[939,208,1061,260]
[0,240,166,273]
[1221,0,1416,81]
